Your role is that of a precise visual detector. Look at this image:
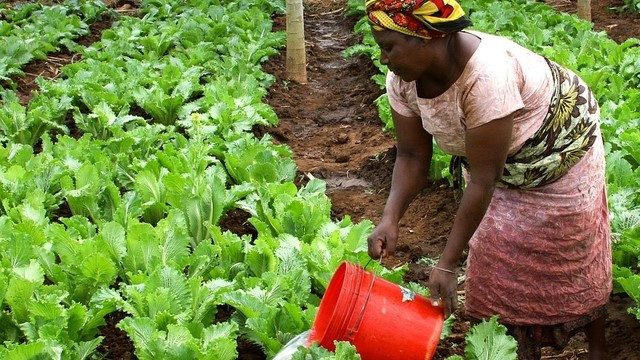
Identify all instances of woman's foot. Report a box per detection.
[584,314,608,360]
[506,325,541,360]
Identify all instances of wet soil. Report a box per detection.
[98,311,135,360]
[262,2,457,269]
[263,0,640,359]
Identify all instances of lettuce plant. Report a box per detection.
[445,316,518,360]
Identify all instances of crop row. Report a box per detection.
[0,0,108,84]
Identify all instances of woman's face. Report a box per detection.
[372,29,438,82]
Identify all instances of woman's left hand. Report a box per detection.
[428,266,458,318]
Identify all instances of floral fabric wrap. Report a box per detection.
[454,60,600,189]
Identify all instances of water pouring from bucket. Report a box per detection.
[304,261,445,360]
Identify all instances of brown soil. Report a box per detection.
[263,0,640,359]
[219,208,258,240]
[98,311,135,360]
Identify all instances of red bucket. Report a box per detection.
[306,262,444,360]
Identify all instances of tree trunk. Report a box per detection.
[286,0,307,84]
[577,0,592,21]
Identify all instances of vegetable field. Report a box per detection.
[0,0,639,359]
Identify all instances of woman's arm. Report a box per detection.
[383,109,434,222]
[429,113,514,316]
[368,108,433,259]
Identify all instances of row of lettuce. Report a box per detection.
[346,0,640,321]
[0,0,409,359]
[0,0,108,85]
[621,0,640,13]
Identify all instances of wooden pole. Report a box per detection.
[286,0,307,84]
[577,0,592,21]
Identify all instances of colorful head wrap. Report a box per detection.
[365,0,473,39]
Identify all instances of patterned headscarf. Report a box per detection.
[365,0,472,39]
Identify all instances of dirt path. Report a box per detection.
[263,0,457,269]
[263,0,465,357]
[263,0,640,359]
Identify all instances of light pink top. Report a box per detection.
[386,31,552,156]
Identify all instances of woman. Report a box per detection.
[364,0,612,359]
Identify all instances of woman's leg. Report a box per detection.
[584,314,608,360]
[506,325,541,360]
[469,308,607,360]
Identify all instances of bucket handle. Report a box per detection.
[346,254,382,340]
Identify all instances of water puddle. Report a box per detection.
[324,175,371,191]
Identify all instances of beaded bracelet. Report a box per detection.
[432,266,456,275]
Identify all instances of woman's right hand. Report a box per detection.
[367,218,399,259]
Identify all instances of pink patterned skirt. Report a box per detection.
[464,133,612,325]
